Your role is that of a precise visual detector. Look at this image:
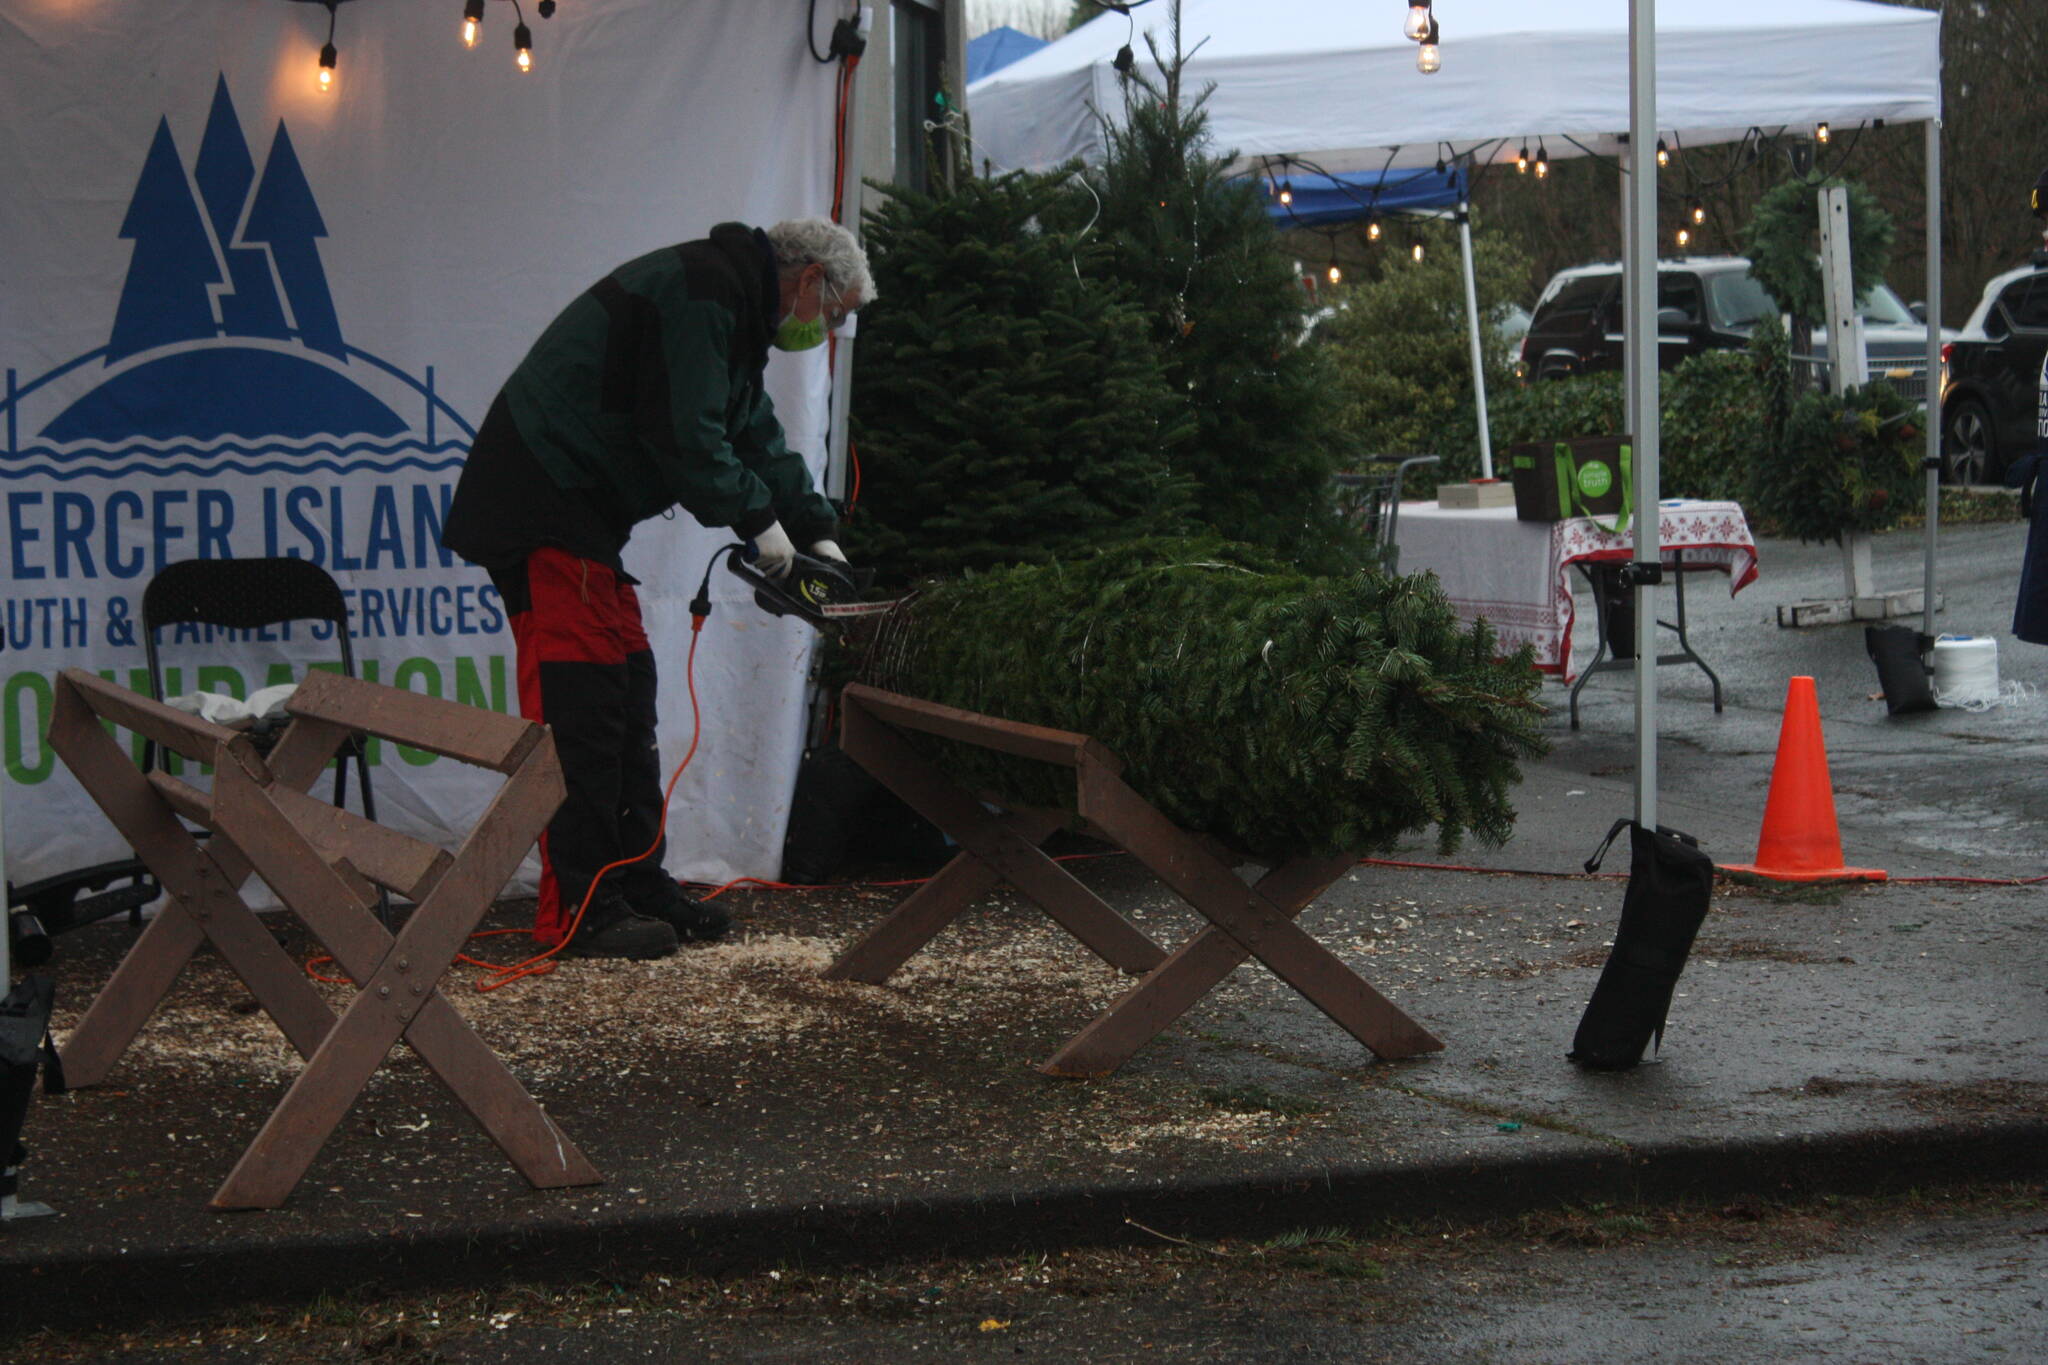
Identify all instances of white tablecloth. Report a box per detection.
[1395,499,1759,677]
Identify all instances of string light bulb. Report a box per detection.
[1815,121,1831,144]
[515,20,533,71]
[1367,218,1382,242]
[1534,143,1549,179]
[1655,138,1671,168]
[462,0,484,47]
[1690,200,1707,226]
[1516,144,1529,174]
[1410,239,1426,263]
[1404,2,1432,42]
[315,0,339,94]
[1278,180,1294,207]
[1327,259,1343,285]
[1675,226,1692,249]
[1416,17,1441,74]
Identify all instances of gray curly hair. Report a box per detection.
[765,218,877,306]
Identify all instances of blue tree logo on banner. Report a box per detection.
[1,76,470,480]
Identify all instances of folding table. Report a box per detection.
[1397,499,1760,727]
[822,684,1443,1077]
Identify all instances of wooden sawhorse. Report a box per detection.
[49,667,601,1209]
[822,685,1443,1076]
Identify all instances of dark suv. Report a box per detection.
[1518,256,1943,403]
[1938,260,2048,485]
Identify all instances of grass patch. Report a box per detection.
[1255,1227,1385,1280]
[1198,1083,1326,1118]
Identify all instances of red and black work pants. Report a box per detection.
[491,547,671,945]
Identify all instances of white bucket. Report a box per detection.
[1931,635,2000,707]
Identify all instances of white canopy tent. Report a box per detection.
[969,0,1939,178]
[969,0,1944,830]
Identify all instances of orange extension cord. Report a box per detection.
[305,610,712,992]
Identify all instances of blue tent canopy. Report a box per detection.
[967,26,1049,84]
[1255,166,1466,228]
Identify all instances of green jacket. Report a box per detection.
[445,222,836,570]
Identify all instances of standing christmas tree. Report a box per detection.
[845,172,1195,582]
[1060,6,1358,570]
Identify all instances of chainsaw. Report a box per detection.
[724,543,869,632]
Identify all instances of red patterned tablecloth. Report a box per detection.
[1396,499,1759,678]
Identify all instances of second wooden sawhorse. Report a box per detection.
[822,684,1442,1076]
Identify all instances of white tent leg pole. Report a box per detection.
[1922,115,1943,643]
[1627,0,1661,830]
[1457,200,1494,480]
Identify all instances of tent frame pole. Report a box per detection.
[1626,0,1661,830]
[1456,200,1494,479]
[1922,115,1942,644]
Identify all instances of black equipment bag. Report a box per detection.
[781,743,950,885]
[1864,625,1936,715]
[1588,562,1637,661]
[1569,819,1714,1070]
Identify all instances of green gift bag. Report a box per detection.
[1509,435,1633,533]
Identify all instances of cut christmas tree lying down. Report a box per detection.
[846,538,1549,864]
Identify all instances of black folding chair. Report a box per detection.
[139,558,389,925]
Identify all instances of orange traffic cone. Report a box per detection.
[1721,676,1886,883]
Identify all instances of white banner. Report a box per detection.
[1,0,840,890]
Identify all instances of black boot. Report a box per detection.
[562,891,678,960]
[635,880,731,944]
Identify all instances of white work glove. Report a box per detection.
[751,521,796,579]
[808,539,848,565]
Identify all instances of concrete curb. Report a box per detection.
[8,1120,2042,1335]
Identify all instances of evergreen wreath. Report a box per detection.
[849,537,1547,862]
[1745,316,1922,543]
[1740,177,1895,322]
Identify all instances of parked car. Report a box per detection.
[1517,256,1948,403]
[1938,258,2048,485]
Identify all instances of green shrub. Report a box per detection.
[1484,350,1766,502]
[1661,350,1770,502]
[1744,314,1924,541]
[1314,224,1529,483]
[1749,383,1925,542]
[1488,373,1623,480]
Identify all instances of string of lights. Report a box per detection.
[1490,123,1879,250]
[296,0,564,93]
[1274,107,1877,282]
[1263,144,1486,284]
[1402,1,1442,74]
